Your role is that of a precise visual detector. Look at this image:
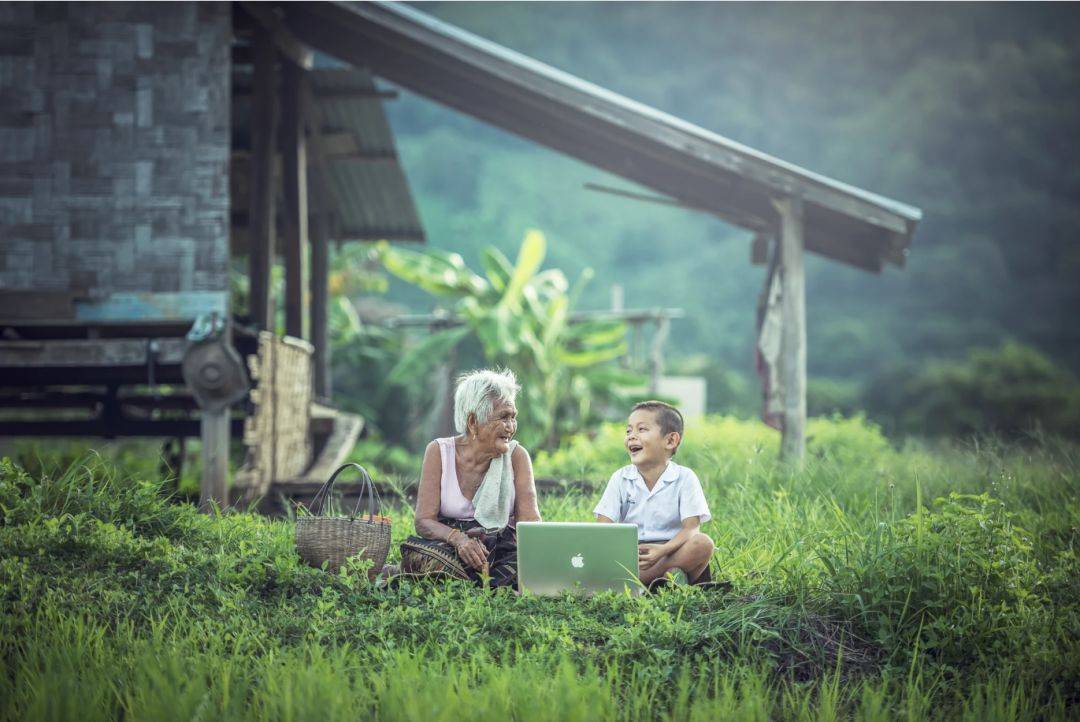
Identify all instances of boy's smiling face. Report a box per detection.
[625,408,680,468]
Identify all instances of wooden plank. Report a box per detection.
[282,59,310,340]
[314,87,398,99]
[775,196,806,462]
[199,409,230,510]
[0,417,244,439]
[232,78,398,100]
[72,291,228,323]
[583,182,771,233]
[315,131,360,157]
[0,292,227,325]
[301,410,364,483]
[0,338,187,367]
[384,307,685,329]
[0,392,198,411]
[0,291,76,320]
[751,232,770,265]
[248,29,278,331]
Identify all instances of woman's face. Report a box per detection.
[471,397,518,455]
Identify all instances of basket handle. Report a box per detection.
[307,462,382,519]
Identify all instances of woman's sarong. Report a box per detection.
[400,516,518,588]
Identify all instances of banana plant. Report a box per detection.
[375,232,644,449]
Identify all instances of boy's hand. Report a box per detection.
[638,543,665,570]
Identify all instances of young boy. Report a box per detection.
[594,400,715,587]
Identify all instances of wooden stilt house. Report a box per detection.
[0,2,921,508]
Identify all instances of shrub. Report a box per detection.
[865,341,1080,439]
[534,414,893,484]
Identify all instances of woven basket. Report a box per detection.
[295,463,391,579]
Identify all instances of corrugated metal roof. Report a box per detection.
[309,68,425,242]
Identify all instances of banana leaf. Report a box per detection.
[557,341,628,368]
[500,229,545,311]
[563,319,628,345]
[381,246,488,299]
[480,247,514,294]
[541,296,569,350]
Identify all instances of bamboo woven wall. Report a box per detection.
[235,332,313,499]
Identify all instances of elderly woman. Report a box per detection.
[400,368,541,588]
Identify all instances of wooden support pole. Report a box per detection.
[239,1,314,70]
[249,29,278,331]
[649,315,670,394]
[310,190,330,401]
[199,409,230,510]
[775,196,807,462]
[303,77,331,400]
[282,58,309,340]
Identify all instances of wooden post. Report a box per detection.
[199,409,230,510]
[310,195,330,401]
[440,342,458,437]
[775,196,806,462]
[249,29,278,331]
[282,59,309,340]
[306,81,332,401]
[649,315,670,395]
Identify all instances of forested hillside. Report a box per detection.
[375,2,1080,425]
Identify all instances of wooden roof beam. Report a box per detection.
[238,1,314,70]
[279,1,921,274]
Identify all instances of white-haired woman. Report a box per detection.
[400,368,541,588]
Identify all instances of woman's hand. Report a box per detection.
[450,531,489,571]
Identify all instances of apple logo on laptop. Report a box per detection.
[571,554,584,568]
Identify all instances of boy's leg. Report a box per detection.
[638,532,715,585]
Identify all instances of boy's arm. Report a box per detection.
[656,516,700,557]
[593,471,623,522]
[638,517,701,570]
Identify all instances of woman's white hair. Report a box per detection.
[454,368,520,435]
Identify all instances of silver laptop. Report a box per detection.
[517,522,641,596]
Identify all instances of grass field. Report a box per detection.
[2,416,1078,721]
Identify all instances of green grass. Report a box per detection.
[2,416,1078,720]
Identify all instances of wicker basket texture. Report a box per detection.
[295,463,390,578]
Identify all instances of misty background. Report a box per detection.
[367,2,1080,438]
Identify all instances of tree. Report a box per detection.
[377,231,644,449]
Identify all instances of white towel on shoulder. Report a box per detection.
[472,440,517,532]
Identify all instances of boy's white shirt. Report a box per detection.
[593,460,711,542]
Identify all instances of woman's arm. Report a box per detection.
[511,445,541,523]
[415,441,488,570]
[414,441,451,539]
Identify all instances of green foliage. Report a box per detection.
[817,493,1055,672]
[807,377,863,418]
[324,243,430,442]
[3,422,1079,719]
[534,414,895,484]
[384,3,1080,436]
[865,342,1080,438]
[377,232,644,449]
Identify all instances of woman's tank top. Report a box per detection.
[436,437,474,520]
[436,437,516,520]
